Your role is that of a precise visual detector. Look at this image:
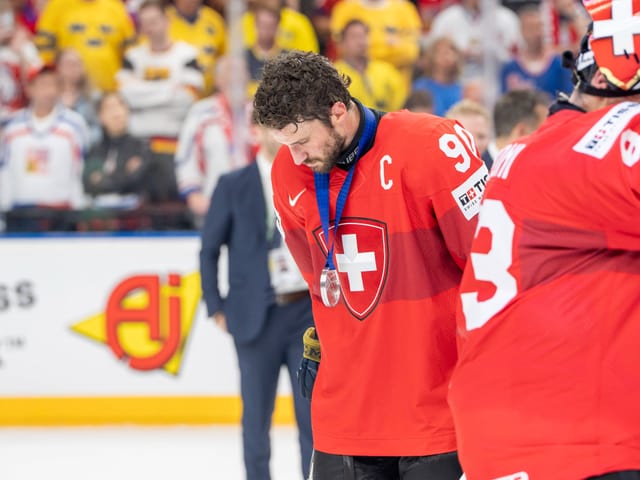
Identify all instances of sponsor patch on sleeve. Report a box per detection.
[573,102,640,159]
[451,166,489,220]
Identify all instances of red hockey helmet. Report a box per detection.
[585,0,640,92]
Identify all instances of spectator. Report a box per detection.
[83,91,150,208]
[416,0,459,32]
[412,35,463,117]
[500,4,574,99]
[117,0,203,203]
[167,0,227,96]
[0,0,42,125]
[175,55,253,219]
[204,0,226,16]
[445,98,491,157]
[461,76,487,104]
[56,48,101,146]
[242,0,319,54]
[403,88,434,113]
[0,66,89,213]
[540,0,590,55]
[35,0,135,92]
[334,19,407,112]
[307,0,341,57]
[429,0,521,79]
[246,2,284,97]
[200,120,313,480]
[330,0,422,86]
[483,88,550,169]
[124,0,144,17]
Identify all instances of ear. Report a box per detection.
[329,101,348,124]
[592,69,610,89]
[510,122,528,140]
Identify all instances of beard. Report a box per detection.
[304,128,346,174]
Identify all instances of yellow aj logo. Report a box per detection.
[71,272,201,375]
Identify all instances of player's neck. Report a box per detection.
[569,89,613,112]
[495,136,511,151]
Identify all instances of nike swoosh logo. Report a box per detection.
[288,188,306,207]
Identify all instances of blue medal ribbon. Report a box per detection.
[314,105,377,270]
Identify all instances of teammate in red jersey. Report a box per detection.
[253,50,487,479]
[449,1,640,478]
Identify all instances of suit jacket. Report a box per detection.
[200,161,275,344]
[481,149,494,171]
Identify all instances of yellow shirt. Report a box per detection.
[35,0,135,92]
[330,0,421,86]
[167,5,227,96]
[334,58,408,112]
[242,7,319,53]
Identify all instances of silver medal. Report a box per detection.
[320,268,341,307]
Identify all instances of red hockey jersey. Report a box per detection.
[272,109,486,456]
[450,102,640,479]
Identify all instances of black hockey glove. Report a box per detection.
[297,327,320,400]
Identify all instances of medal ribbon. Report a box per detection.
[314,106,377,270]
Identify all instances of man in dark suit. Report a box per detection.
[199,122,313,480]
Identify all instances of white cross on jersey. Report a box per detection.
[335,234,376,292]
[592,0,640,55]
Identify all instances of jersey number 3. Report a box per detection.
[461,199,518,330]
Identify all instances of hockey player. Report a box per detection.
[449,2,640,478]
[253,50,487,479]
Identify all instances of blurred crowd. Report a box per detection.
[0,0,589,232]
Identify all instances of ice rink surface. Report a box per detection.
[0,425,303,480]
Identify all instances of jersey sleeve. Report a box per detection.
[175,105,205,197]
[414,117,487,269]
[117,67,174,108]
[609,121,640,250]
[271,150,315,289]
[178,47,204,93]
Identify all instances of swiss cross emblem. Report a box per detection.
[586,0,640,89]
[314,218,389,320]
[467,188,477,200]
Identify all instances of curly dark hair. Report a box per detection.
[253,51,352,130]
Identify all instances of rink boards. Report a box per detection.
[0,233,294,426]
